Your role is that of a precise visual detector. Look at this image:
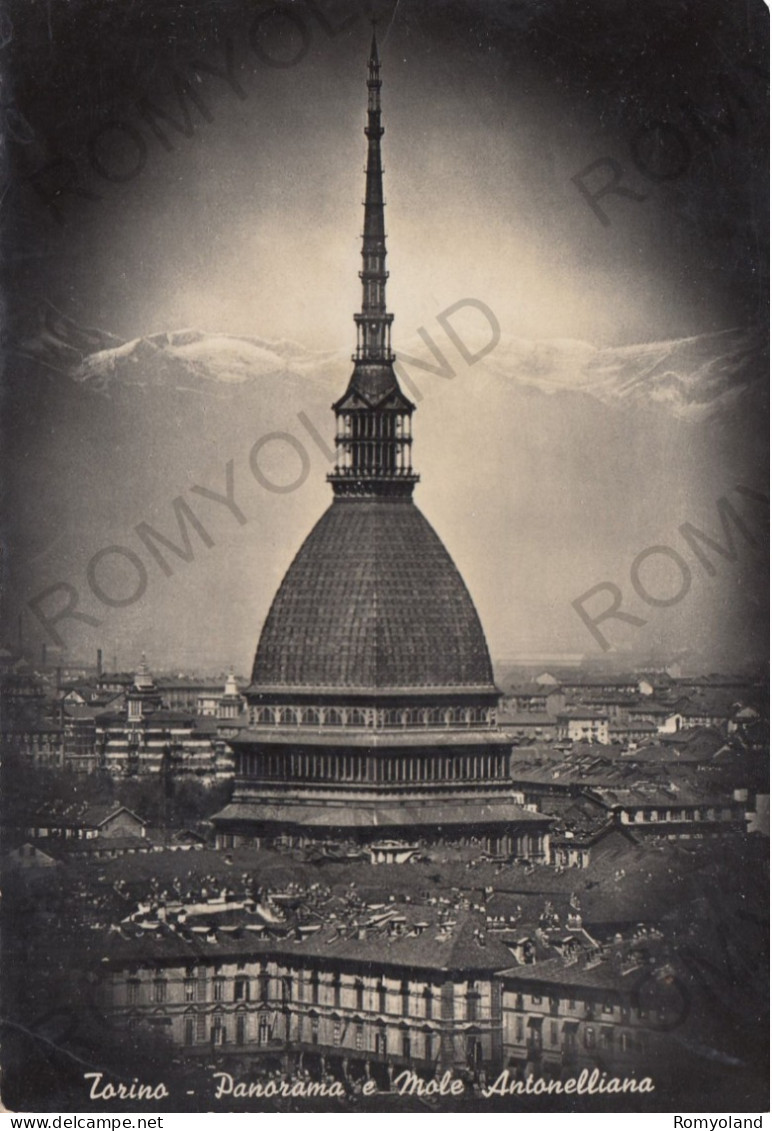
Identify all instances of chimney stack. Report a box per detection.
[97,648,103,678]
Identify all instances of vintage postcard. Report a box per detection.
[1,0,768,1116]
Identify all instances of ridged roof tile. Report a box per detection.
[252,498,495,693]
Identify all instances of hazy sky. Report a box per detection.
[6,0,767,349]
[3,0,768,671]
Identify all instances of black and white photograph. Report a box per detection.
[0,0,768,1116]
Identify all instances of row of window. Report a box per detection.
[128,975,275,1006]
[336,413,407,439]
[235,750,507,783]
[25,827,99,839]
[249,706,494,728]
[510,1017,639,1053]
[124,975,650,1027]
[125,976,480,1019]
[180,1010,440,1059]
[512,994,618,1014]
[627,808,735,823]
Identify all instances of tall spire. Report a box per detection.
[356,27,391,365]
[328,31,418,499]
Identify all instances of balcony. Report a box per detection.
[329,466,417,479]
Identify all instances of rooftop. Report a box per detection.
[98,905,517,974]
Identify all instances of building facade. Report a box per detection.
[499,957,675,1079]
[556,710,610,745]
[99,945,505,1078]
[96,659,231,782]
[95,922,685,1086]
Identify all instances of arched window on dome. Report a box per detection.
[279,707,295,726]
[350,708,365,728]
[327,708,343,727]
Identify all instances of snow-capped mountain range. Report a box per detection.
[16,304,766,423]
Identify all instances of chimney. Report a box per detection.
[97,648,103,677]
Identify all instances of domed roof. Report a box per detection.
[251,497,495,694]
